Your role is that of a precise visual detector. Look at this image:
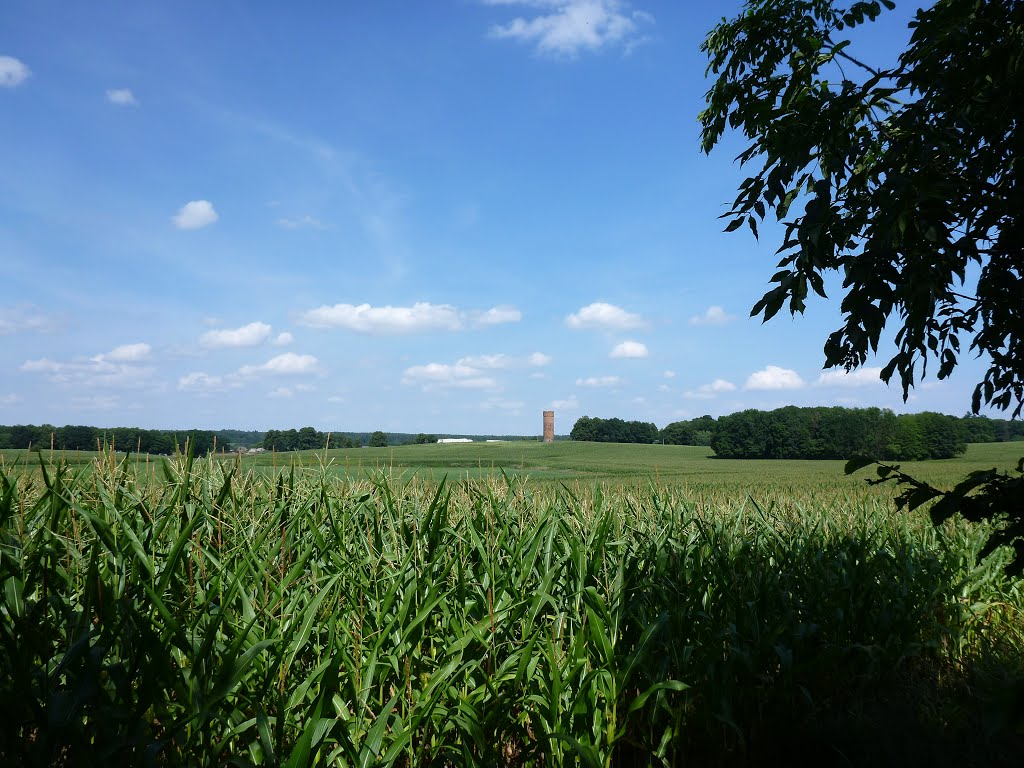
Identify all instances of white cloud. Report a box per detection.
[610,340,648,359]
[551,395,580,410]
[106,88,137,105]
[327,394,345,403]
[268,387,294,398]
[21,352,154,389]
[456,351,551,370]
[0,56,30,88]
[663,370,676,379]
[816,367,884,387]
[93,343,151,363]
[689,305,736,326]
[20,358,62,373]
[458,353,514,370]
[684,378,737,399]
[486,1,653,57]
[200,322,272,349]
[471,305,522,326]
[178,372,227,392]
[576,375,620,387]
[172,200,218,230]
[0,393,21,406]
[402,362,499,391]
[0,305,60,335]
[239,352,319,376]
[297,301,519,334]
[745,365,805,391]
[566,302,644,330]
[273,332,294,346]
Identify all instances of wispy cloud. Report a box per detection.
[402,362,499,391]
[277,215,326,230]
[745,365,804,391]
[610,340,648,359]
[684,378,737,399]
[457,352,551,370]
[0,305,61,335]
[272,332,294,346]
[551,395,580,410]
[172,200,218,230]
[0,56,30,88]
[566,302,645,330]
[21,344,155,389]
[106,88,138,105]
[576,375,620,387]
[297,302,521,334]
[689,305,735,326]
[200,322,272,349]
[485,1,653,57]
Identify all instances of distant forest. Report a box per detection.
[571,408,1024,461]
[0,425,552,455]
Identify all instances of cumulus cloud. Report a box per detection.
[529,352,553,366]
[610,340,648,359]
[816,367,884,387]
[689,305,736,326]
[576,375,620,387]
[745,365,804,391]
[239,352,319,376]
[0,56,30,88]
[93,343,151,363]
[297,302,519,334]
[402,362,499,391]
[273,332,294,346]
[200,322,272,349]
[172,200,218,230]
[106,88,137,105]
[0,305,60,335]
[485,0,653,57]
[684,378,737,399]
[566,302,645,330]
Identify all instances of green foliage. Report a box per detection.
[570,416,659,444]
[368,430,389,448]
[660,416,717,446]
[701,0,1024,416]
[1,453,1021,763]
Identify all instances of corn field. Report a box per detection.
[1,450,1022,765]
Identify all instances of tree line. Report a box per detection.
[0,425,220,456]
[570,408,1024,460]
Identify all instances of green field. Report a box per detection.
[5,439,1022,489]
[2,442,1023,764]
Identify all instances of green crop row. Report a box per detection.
[1,451,1021,765]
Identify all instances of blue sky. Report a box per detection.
[0,0,992,434]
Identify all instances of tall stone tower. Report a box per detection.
[543,411,554,443]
